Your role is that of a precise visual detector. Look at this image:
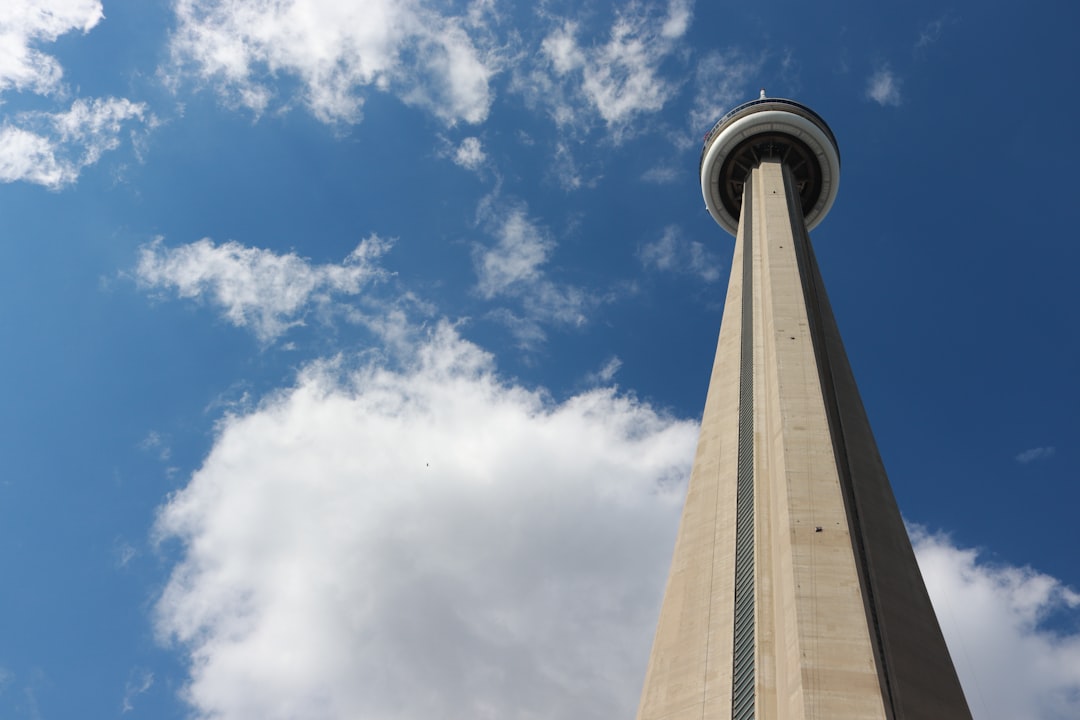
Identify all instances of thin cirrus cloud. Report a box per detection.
[688,48,762,138]
[147,313,1080,720]
[168,0,500,125]
[1015,446,1055,464]
[0,1,153,188]
[134,235,392,343]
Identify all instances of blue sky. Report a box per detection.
[0,1,1077,718]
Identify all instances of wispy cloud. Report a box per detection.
[113,539,137,569]
[473,197,597,345]
[639,225,722,282]
[0,3,154,188]
[518,0,693,140]
[121,668,153,713]
[474,206,554,298]
[866,66,902,106]
[688,49,762,136]
[1015,446,1055,464]
[915,15,954,52]
[550,141,601,190]
[134,235,392,343]
[139,430,172,461]
[169,0,501,125]
[586,356,623,385]
[641,165,679,184]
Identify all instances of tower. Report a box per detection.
[635,97,973,719]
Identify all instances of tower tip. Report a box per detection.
[760,88,766,99]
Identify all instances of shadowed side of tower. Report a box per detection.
[635,99,972,720]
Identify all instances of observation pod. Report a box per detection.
[700,96,841,236]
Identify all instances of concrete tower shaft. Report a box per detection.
[636,100,972,720]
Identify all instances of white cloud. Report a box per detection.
[472,199,598,345]
[867,66,902,106]
[154,321,697,720]
[1015,446,1055,464]
[0,5,154,187]
[521,0,692,137]
[0,0,103,95]
[0,97,150,189]
[475,206,553,298]
[169,0,500,125]
[640,164,679,184]
[913,528,1080,720]
[639,225,721,282]
[587,356,623,385]
[135,235,392,343]
[452,136,486,170]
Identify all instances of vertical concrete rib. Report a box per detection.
[786,167,973,719]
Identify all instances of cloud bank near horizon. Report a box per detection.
[154,321,697,720]
[147,306,1080,720]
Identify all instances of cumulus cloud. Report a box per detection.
[0,0,103,95]
[473,198,596,344]
[135,235,392,343]
[519,0,692,138]
[149,317,1080,720]
[1015,446,1055,464]
[0,97,150,188]
[169,0,500,125]
[639,225,721,282]
[867,66,902,106]
[913,528,1080,720]
[154,321,698,720]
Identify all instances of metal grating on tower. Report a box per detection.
[731,182,755,720]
